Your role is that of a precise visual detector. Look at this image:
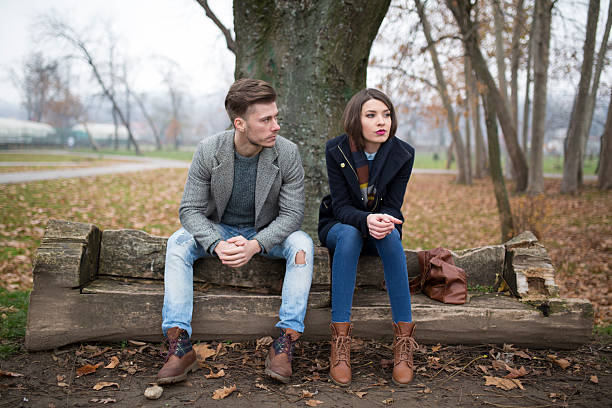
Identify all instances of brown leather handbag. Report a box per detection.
[410,247,467,304]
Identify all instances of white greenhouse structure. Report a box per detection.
[0,118,57,146]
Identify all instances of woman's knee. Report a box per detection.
[333,224,363,250]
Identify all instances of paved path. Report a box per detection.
[0,150,596,183]
[0,150,189,184]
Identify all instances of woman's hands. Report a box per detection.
[366,213,402,239]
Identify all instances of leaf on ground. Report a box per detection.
[504,366,529,379]
[128,340,146,346]
[382,398,394,405]
[514,350,531,359]
[255,383,271,391]
[256,336,274,350]
[305,399,323,407]
[56,374,65,382]
[90,346,111,358]
[502,344,516,352]
[57,382,69,387]
[355,391,367,398]
[431,344,442,352]
[478,365,490,375]
[76,363,102,377]
[484,376,524,391]
[547,355,570,369]
[92,382,119,391]
[105,356,120,369]
[300,390,316,398]
[214,342,226,360]
[212,384,236,400]
[193,343,216,363]
[0,369,24,377]
[204,368,225,379]
[590,375,598,384]
[491,360,506,370]
[90,398,116,404]
[417,387,432,394]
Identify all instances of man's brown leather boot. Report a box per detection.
[265,328,300,383]
[392,322,418,386]
[329,322,352,386]
[156,327,198,385]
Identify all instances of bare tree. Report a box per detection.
[130,90,163,150]
[483,90,514,242]
[510,0,526,132]
[40,13,141,154]
[527,0,554,195]
[445,0,529,192]
[415,0,471,185]
[598,90,612,189]
[492,0,510,105]
[521,24,534,154]
[579,0,612,180]
[562,0,600,194]
[12,52,59,122]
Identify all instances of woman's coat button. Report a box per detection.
[340,163,345,168]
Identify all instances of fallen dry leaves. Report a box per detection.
[484,376,525,390]
[92,382,119,391]
[212,384,237,400]
[0,369,24,377]
[305,399,323,407]
[193,343,217,364]
[104,356,120,369]
[76,363,103,377]
[204,368,226,379]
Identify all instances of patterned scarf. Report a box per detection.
[349,137,376,210]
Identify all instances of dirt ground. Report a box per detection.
[1,335,610,408]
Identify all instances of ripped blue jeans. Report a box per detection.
[162,224,314,337]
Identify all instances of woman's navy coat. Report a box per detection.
[318,133,415,246]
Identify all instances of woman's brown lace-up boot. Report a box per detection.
[392,322,418,386]
[329,322,352,386]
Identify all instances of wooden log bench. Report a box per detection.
[25,219,593,351]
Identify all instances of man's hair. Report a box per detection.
[225,78,277,123]
[342,88,397,150]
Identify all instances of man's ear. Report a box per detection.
[234,117,245,132]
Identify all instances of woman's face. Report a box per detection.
[360,98,392,153]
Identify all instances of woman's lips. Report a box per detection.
[376,130,386,135]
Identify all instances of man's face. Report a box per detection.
[239,101,280,148]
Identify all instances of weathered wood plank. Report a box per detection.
[25,279,593,350]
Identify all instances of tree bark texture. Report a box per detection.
[482,91,514,243]
[562,0,599,194]
[527,0,553,195]
[415,0,471,184]
[446,0,528,191]
[232,0,391,238]
[598,90,612,190]
[579,0,612,180]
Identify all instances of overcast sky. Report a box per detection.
[0,0,235,106]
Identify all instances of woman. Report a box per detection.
[318,89,417,387]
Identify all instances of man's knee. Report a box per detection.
[295,250,306,265]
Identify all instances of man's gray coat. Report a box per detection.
[179,130,305,252]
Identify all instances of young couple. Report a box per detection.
[158,78,417,387]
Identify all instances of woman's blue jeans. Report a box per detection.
[325,222,412,324]
[162,225,314,337]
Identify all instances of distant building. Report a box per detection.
[71,123,129,146]
[0,117,57,146]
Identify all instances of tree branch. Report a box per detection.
[196,0,235,54]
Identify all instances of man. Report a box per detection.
[157,78,314,385]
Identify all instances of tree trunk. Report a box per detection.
[510,0,526,132]
[464,51,487,178]
[81,121,100,151]
[527,0,553,195]
[580,0,612,180]
[562,0,599,194]
[493,0,510,105]
[231,0,391,238]
[598,90,612,189]
[522,25,534,154]
[416,0,470,185]
[446,139,455,170]
[446,0,528,191]
[133,92,162,150]
[483,91,514,243]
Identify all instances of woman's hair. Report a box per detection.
[225,78,277,122]
[342,88,397,150]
